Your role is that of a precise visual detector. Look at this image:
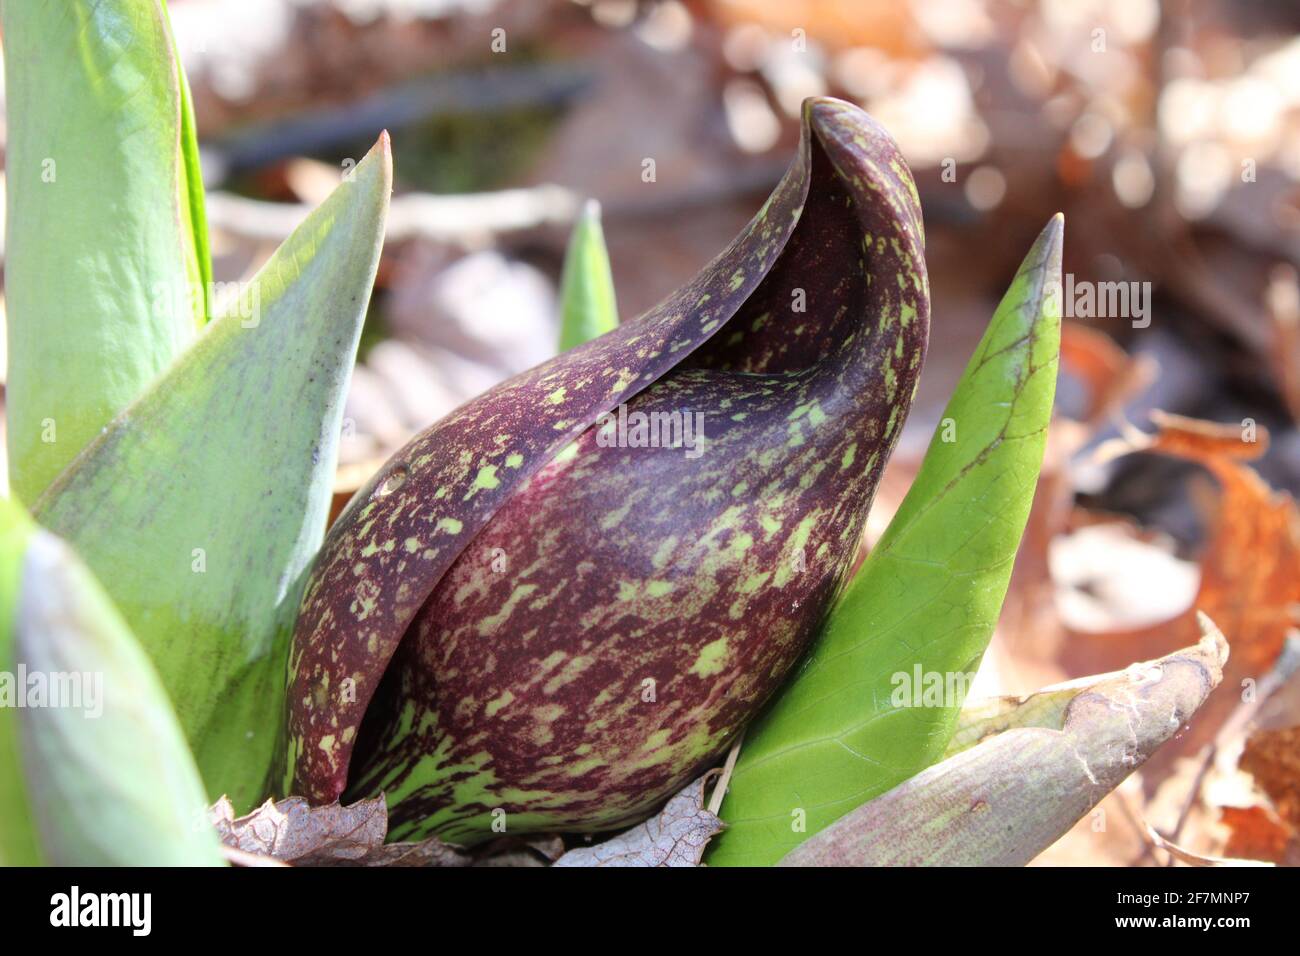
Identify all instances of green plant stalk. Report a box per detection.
[557,199,619,351]
[0,502,40,865]
[0,498,221,866]
[2,0,209,504]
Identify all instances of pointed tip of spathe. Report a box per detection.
[802,95,891,144]
[581,197,602,222]
[798,96,923,247]
[802,94,853,113]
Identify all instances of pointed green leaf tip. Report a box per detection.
[710,214,1064,866]
[0,499,222,866]
[557,199,620,351]
[34,134,393,812]
[2,0,211,504]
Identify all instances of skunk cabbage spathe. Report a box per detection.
[284,97,930,842]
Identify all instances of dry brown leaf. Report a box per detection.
[552,776,723,867]
[1059,321,1158,426]
[1140,409,1271,462]
[1220,805,1295,864]
[210,795,469,867]
[1061,411,1300,761]
[701,0,926,57]
[1240,725,1300,833]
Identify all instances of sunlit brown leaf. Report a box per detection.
[1240,725,1300,833]
[1219,805,1295,864]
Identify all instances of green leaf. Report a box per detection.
[710,215,1064,866]
[163,0,215,322]
[0,501,40,865]
[779,617,1227,866]
[34,135,393,811]
[557,199,619,351]
[2,0,210,504]
[0,498,222,866]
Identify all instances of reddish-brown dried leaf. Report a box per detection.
[1061,411,1300,759]
[1240,726,1300,833]
[1220,804,1295,864]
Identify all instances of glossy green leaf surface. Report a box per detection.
[557,200,619,351]
[710,215,1063,866]
[34,135,392,811]
[2,0,208,504]
[0,498,221,866]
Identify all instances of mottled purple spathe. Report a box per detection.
[282,97,930,843]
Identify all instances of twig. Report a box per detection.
[706,729,745,817]
[206,183,583,246]
[220,845,289,867]
[1144,821,1271,867]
